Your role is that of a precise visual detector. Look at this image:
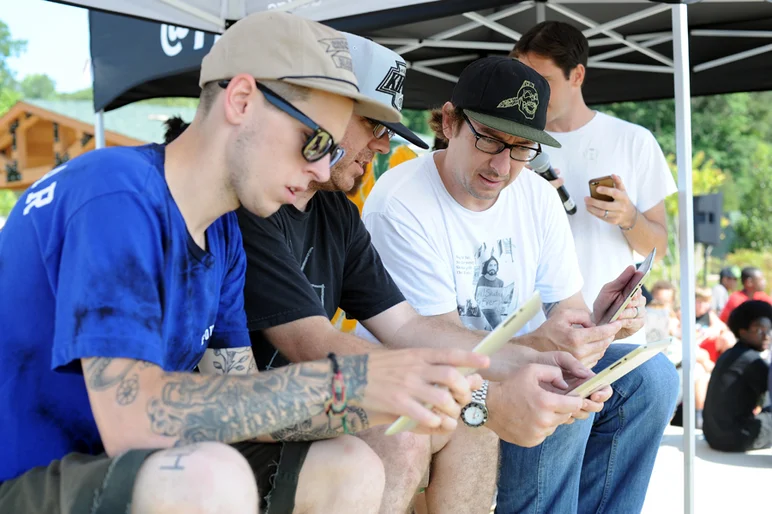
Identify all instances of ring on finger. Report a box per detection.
[604,210,609,219]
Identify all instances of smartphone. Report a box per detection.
[596,248,656,325]
[589,176,615,202]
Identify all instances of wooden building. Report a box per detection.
[0,99,196,191]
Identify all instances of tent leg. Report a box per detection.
[672,5,695,514]
[95,110,105,149]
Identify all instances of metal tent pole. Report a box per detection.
[95,110,106,149]
[672,4,695,514]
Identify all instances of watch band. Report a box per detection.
[471,380,489,406]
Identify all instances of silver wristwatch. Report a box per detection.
[461,380,489,427]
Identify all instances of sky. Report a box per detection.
[2,0,91,92]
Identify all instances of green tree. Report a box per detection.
[732,141,772,250]
[57,88,93,101]
[20,73,56,99]
[0,20,26,91]
[0,87,20,116]
[401,109,430,135]
[0,189,18,217]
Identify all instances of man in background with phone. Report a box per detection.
[511,21,677,349]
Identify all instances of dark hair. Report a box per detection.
[482,256,499,275]
[510,21,589,80]
[727,300,772,338]
[198,81,221,116]
[741,266,762,284]
[428,105,464,143]
[164,116,190,144]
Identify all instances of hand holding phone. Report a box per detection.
[589,176,615,202]
[594,249,656,326]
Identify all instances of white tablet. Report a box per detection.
[567,338,672,398]
[385,292,543,436]
[597,248,656,325]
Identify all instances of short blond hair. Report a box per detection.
[695,287,712,301]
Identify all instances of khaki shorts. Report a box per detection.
[0,449,156,514]
[0,442,310,514]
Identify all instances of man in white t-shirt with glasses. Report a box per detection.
[360,55,679,514]
[511,21,677,350]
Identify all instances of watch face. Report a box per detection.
[462,404,486,426]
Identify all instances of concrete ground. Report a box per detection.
[642,425,772,513]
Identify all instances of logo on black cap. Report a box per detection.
[496,80,540,120]
[376,61,406,110]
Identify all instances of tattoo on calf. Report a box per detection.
[146,355,370,446]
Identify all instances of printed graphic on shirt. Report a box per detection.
[456,238,518,331]
[264,246,324,371]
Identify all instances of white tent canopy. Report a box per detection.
[48,1,721,512]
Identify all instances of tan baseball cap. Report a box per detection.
[199,11,401,123]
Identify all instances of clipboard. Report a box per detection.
[385,291,543,436]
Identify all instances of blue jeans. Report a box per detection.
[496,344,679,514]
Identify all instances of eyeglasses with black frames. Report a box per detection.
[463,114,541,163]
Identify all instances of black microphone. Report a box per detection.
[530,152,577,215]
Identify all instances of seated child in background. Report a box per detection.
[703,300,772,452]
[695,287,736,363]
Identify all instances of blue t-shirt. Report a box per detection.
[0,144,249,482]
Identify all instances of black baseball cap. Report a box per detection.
[451,56,561,148]
[720,266,740,280]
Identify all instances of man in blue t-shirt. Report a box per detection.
[0,12,489,514]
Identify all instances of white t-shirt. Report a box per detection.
[357,152,582,339]
[546,112,677,345]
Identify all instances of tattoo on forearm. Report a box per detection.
[85,358,141,406]
[543,302,559,317]
[210,348,254,374]
[268,406,369,442]
[145,355,369,446]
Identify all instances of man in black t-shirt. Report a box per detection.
[235,36,638,513]
[703,300,772,452]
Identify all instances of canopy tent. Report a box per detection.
[86,1,772,111]
[49,2,772,513]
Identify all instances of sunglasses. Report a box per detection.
[218,80,345,167]
[366,118,395,140]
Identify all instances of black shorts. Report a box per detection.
[233,441,311,514]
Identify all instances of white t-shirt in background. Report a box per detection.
[545,112,677,345]
[357,152,582,340]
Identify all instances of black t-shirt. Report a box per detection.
[703,342,770,451]
[237,191,405,369]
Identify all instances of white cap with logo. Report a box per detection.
[342,33,429,149]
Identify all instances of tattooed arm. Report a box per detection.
[82,355,371,456]
[198,347,258,375]
[82,348,486,455]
